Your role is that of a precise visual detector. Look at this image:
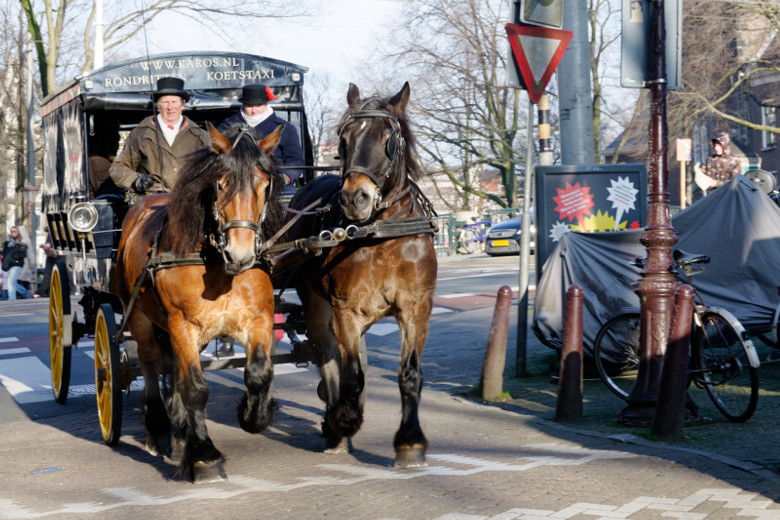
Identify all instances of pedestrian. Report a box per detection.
[15,225,37,297]
[218,84,304,202]
[696,131,742,194]
[2,226,31,300]
[109,77,210,204]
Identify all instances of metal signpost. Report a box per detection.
[505,4,572,376]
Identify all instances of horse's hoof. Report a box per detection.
[189,461,227,483]
[393,446,427,468]
[145,436,172,458]
[323,436,351,454]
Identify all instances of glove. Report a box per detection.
[133,174,155,194]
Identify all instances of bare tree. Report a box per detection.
[588,0,629,160]
[303,71,340,167]
[616,0,780,154]
[360,0,638,210]
[686,1,778,135]
[370,0,526,210]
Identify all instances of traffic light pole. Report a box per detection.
[618,0,678,426]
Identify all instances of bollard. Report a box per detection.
[479,285,513,401]
[556,284,583,423]
[652,284,694,440]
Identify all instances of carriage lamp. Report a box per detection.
[68,202,99,232]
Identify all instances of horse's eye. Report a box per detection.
[217,181,225,192]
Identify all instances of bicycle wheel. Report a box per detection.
[458,228,478,254]
[593,312,641,400]
[691,309,759,422]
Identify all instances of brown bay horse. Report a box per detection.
[287,82,437,467]
[115,123,285,481]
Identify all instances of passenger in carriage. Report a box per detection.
[88,118,122,200]
[109,77,210,203]
[219,84,304,202]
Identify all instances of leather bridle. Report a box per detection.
[211,126,273,264]
[338,108,406,205]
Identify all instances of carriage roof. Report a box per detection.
[41,51,310,214]
[41,51,308,118]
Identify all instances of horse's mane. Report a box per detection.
[166,125,285,255]
[338,94,424,182]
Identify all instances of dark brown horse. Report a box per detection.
[115,123,285,481]
[287,82,437,467]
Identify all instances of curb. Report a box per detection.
[455,391,780,485]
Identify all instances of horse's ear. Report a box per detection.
[208,122,232,155]
[347,83,361,106]
[258,124,284,154]
[388,82,410,116]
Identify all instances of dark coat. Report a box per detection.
[218,111,305,187]
[109,115,210,195]
[2,240,27,271]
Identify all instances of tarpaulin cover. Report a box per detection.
[533,175,780,361]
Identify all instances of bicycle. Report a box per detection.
[593,249,761,422]
[457,217,493,254]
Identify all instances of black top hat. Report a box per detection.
[239,84,277,105]
[152,77,190,102]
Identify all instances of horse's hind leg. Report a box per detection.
[130,312,173,458]
[238,316,275,433]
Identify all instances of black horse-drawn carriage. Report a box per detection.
[41,51,438,481]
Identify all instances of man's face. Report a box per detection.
[157,95,185,125]
[242,104,268,117]
[712,142,724,156]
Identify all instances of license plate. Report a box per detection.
[491,240,510,247]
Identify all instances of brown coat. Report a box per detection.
[109,115,210,196]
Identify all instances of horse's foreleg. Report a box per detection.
[323,310,365,450]
[298,285,355,453]
[176,361,224,482]
[238,320,275,433]
[393,310,431,468]
[169,323,224,483]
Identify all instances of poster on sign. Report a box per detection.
[535,164,647,278]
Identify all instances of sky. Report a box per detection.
[139,0,399,93]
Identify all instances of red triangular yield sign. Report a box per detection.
[505,23,572,104]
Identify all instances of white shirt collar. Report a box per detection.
[157,115,183,146]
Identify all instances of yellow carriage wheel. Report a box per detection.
[48,263,72,404]
[95,303,123,446]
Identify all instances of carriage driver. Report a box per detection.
[110,77,210,203]
[219,84,304,202]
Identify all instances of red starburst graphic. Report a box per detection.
[552,182,595,225]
